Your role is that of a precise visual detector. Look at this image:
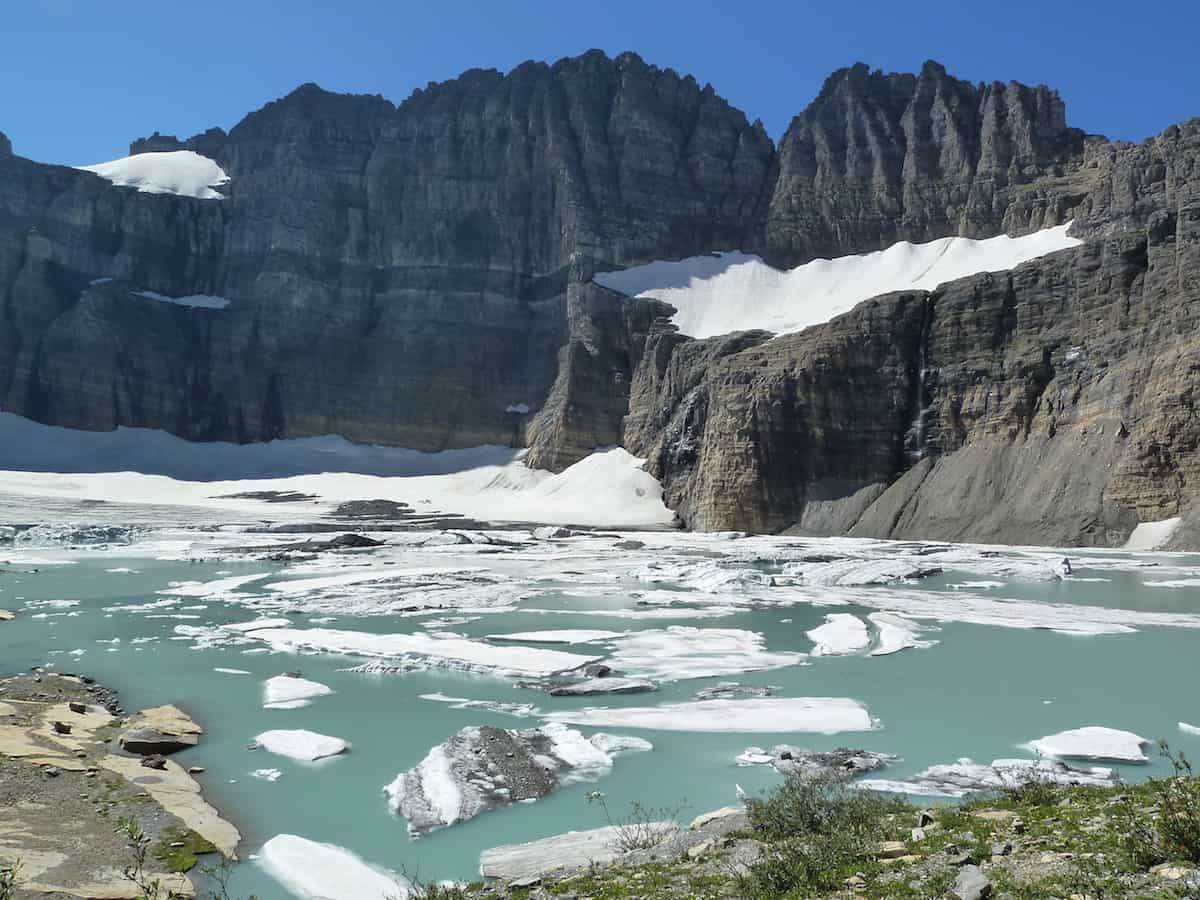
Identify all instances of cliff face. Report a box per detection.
[0,51,772,450]
[626,120,1200,546]
[2,54,1197,546]
[760,61,1091,266]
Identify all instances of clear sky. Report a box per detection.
[4,0,1196,166]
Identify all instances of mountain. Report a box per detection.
[0,52,1196,547]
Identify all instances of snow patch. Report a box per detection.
[1124,518,1183,551]
[594,224,1080,339]
[78,151,230,200]
[131,290,230,310]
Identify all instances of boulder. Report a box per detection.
[951,865,992,900]
[120,727,198,755]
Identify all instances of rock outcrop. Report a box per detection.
[625,119,1200,545]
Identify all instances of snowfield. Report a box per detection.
[0,413,674,528]
[594,224,1081,339]
[77,150,230,200]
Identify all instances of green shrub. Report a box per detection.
[1127,743,1200,867]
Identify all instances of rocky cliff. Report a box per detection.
[1,53,1196,547]
[625,120,1200,547]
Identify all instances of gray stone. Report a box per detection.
[119,727,198,755]
[951,864,992,900]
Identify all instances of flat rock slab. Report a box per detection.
[479,823,674,881]
[100,754,241,857]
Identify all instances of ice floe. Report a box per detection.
[736,746,894,778]
[262,675,333,710]
[604,626,806,681]
[383,723,649,836]
[868,612,938,656]
[249,627,598,678]
[486,630,625,645]
[806,614,870,656]
[258,834,409,900]
[1025,726,1150,763]
[255,729,348,762]
[593,224,1079,339]
[1180,723,1200,736]
[545,697,877,734]
[859,757,1119,798]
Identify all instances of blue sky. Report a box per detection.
[4,0,1196,166]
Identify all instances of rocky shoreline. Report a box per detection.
[0,670,239,898]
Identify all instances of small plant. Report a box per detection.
[586,792,685,853]
[1127,742,1200,867]
[0,859,21,900]
[198,856,258,900]
[736,773,906,897]
[117,817,181,900]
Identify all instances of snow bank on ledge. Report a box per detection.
[1124,517,1182,550]
[545,696,877,734]
[78,150,230,199]
[132,290,230,309]
[594,224,1080,339]
[0,413,674,528]
[258,834,409,900]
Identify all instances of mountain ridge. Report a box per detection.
[0,50,1196,547]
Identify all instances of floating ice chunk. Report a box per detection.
[250,627,598,678]
[868,612,938,656]
[793,558,940,587]
[859,757,1118,798]
[1124,517,1183,551]
[588,733,653,755]
[160,573,271,598]
[487,630,624,645]
[948,580,1006,590]
[480,823,676,881]
[594,225,1080,339]
[1180,723,1200,736]
[736,747,775,766]
[252,768,283,782]
[806,614,870,656]
[78,151,230,200]
[258,834,409,900]
[1025,726,1149,763]
[605,626,805,681]
[545,697,877,734]
[1146,578,1200,588]
[419,693,539,718]
[384,723,639,836]
[262,675,333,710]
[255,729,348,762]
[213,667,251,676]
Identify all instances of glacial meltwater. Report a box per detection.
[3,528,1199,899]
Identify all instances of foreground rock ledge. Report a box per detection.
[0,672,240,898]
